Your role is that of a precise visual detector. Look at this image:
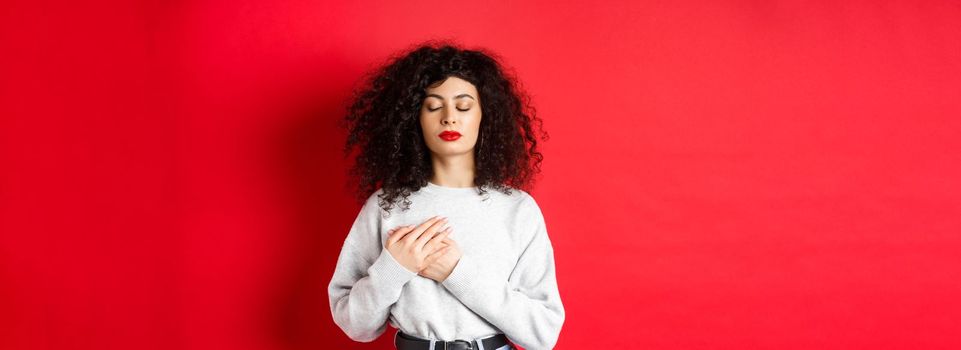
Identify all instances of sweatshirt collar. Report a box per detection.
[422,181,479,196]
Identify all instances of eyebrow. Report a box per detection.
[426,93,475,101]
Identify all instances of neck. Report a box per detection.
[429,152,476,188]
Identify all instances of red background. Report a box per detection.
[2,1,960,349]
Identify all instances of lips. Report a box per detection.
[439,131,461,141]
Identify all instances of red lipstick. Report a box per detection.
[439,130,461,141]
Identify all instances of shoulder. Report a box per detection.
[507,187,541,213]
[488,186,545,225]
[498,188,550,247]
[355,188,388,220]
[482,184,533,206]
[365,187,385,205]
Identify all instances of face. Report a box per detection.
[419,76,482,158]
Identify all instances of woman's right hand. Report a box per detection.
[385,215,453,274]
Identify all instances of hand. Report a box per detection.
[417,236,462,283]
[384,216,452,274]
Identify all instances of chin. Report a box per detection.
[432,147,472,157]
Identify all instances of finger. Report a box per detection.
[386,225,415,246]
[415,217,449,249]
[424,245,451,265]
[404,216,445,244]
[422,227,452,253]
[440,237,456,249]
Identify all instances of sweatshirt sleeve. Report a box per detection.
[441,196,566,350]
[328,193,419,342]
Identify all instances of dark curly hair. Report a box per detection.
[338,40,549,214]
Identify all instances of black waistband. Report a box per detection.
[395,330,511,350]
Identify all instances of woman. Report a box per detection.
[328,41,565,350]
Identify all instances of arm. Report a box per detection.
[441,198,566,350]
[328,196,418,342]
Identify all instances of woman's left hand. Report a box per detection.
[417,237,462,283]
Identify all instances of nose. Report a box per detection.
[441,109,456,125]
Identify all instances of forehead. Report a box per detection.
[424,76,478,98]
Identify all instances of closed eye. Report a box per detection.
[428,106,470,112]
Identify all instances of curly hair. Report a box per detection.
[338,40,548,214]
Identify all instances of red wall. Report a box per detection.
[2,1,960,349]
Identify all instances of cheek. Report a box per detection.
[470,112,483,134]
[418,113,431,129]
[418,117,432,143]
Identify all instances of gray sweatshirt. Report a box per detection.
[328,182,565,349]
